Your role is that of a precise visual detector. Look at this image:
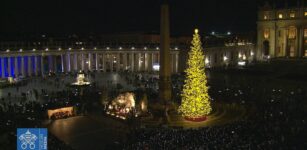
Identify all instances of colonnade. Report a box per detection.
[0,49,179,78]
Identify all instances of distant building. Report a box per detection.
[257,1,307,60]
[0,33,254,78]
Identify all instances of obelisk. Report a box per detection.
[159,0,172,103]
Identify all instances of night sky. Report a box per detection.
[0,0,299,35]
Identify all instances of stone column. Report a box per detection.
[123,53,127,71]
[88,53,92,71]
[28,56,32,76]
[110,54,114,72]
[131,53,134,72]
[138,53,141,71]
[67,53,71,72]
[95,53,99,71]
[34,56,38,76]
[159,2,172,102]
[116,53,120,71]
[103,53,106,72]
[144,53,149,71]
[175,53,178,73]
[74,53,78,72]
[133,53,137,72]
[81,53,85,71]
[152,53,155,70]
[140,53,144,71]
[61,54,64,73]
[1,58,5,78]
[171,53,174,74]
[136,53,140,72]
[15,57,19,77]
[48,56,52,73]
[148,53,153,72]
[41,55,44,76]
[54,56,57,73]
[8,57,11,77]
[21,56,26,77]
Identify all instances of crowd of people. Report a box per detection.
[0,99,75,149]
[0,70,306,149]
[0,74,81,149]
[126,71,307,149]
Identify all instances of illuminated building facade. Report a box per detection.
[257,2,307,59]
[0,46,179,78]
[0,34,254,78]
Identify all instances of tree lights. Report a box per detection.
[178,29,212,121]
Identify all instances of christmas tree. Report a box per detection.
[178,29,212,121]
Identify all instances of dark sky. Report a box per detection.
[0,0,296,35]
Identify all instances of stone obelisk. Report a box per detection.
[159,0,172,103]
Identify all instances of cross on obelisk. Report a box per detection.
[159,0,172,103]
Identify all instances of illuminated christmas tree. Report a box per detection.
[178,29,212,121]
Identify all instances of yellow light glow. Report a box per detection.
[72,73,90,85]
[205,58,209,64]
[47,107,74,119]
[264,29,270,39]
[251,51,254,56]
[194,29,199,34]
[8,77,14,83]
[178,29,212,118]
[223,56,228,61]
[243,55,246,60]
